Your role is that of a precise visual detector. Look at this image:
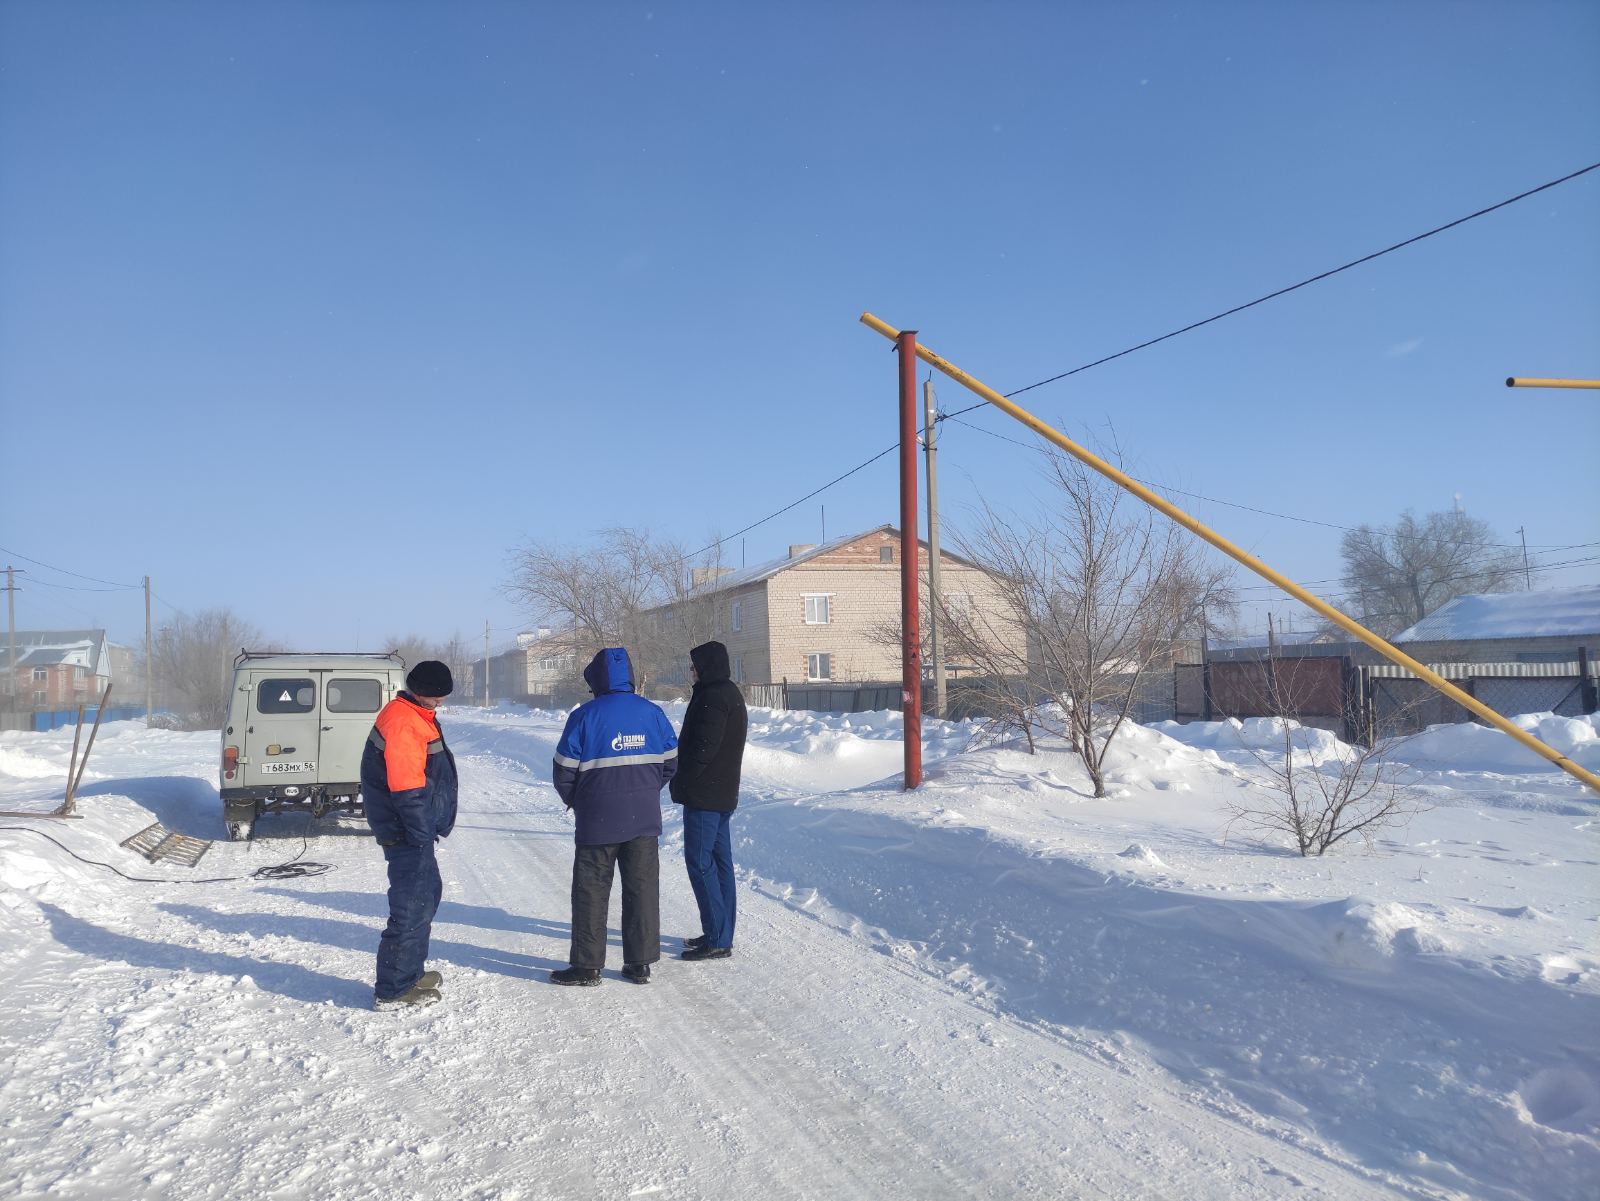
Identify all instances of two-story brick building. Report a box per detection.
[648,525,1026,687]
[1,629,113,709]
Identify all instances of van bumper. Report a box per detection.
[220,784,363,818]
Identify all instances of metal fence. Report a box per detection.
[1361,660,1597,739]
[744,681,905,714]
[742,673,1181,724]
[0,704,150,732]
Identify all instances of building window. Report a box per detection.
[32,668,47,682]
[731,599,742,632]
[32,690,46,705]
[806,653,831,681]
[803,594,831,625]
[879,546,893,563]
[732,655,744,682]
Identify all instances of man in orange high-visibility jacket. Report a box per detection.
[361,660,459,1009]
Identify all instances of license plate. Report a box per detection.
[260,761,314,775]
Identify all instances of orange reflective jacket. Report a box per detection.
[371,695,439,791]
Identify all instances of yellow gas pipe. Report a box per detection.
[861,312,1600,796]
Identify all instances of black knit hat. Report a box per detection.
[406,660,454,698]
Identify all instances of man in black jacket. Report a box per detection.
[670,640,747,960]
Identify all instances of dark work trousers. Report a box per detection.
[682,808,736,949]
[376,841,443,1000]
[570,835,660,969]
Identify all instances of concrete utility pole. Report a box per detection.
[923,377,947,720]
[483,620,491,707]
[143,576,154,726]
[1516,527,1532,589]
[4,567,19,706]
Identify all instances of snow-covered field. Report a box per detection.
[1,706,1596,1200]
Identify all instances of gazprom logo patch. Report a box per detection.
[611,732,647,752]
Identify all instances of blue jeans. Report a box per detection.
[683,809,735,948]
[376,841,442,1000]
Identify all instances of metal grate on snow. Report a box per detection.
[120,821,214,867]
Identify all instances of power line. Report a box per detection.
[951,158,1600,412]
[0,545,139,589]
[688,444,899,560]
[1230,554,1600,599]
[943,414,1595,555]
[697,159,1600,559]
[24,577,136,594]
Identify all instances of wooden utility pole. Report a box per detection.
[1515,528,1532,589]
[923,377,946,720]
[3,566,18,708]
[483,620,491,707]
[144,575,154,726]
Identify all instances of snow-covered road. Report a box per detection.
[2,708,1596,1200]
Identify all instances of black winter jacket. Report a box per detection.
[670,641,747,813]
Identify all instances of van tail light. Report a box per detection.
[223,746,239,780]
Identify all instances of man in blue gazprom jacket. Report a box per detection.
[550,647,678,986]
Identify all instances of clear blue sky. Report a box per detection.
[3,1,1597,653]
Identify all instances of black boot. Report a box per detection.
[622,963,651,984]
[683,934,708,950]
[680,945,732,961]
[550,966,602,986]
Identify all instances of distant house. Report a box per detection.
[1387,585,1600,663]
[645,524,1026,687]
[1363,586,1600,730]
[468,627,587,708]
[1,629,114,709]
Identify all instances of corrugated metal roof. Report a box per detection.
[1363,661,1594,679]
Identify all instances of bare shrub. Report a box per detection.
[944,448,1234,796]
[1225,667,1427,856]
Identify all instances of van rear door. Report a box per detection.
[243,673,321,787]
[318,673,389,786]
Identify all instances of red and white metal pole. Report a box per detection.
[896,330,923,789]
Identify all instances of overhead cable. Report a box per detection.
[697,160,1600,557]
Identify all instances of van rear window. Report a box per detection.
[257,678,315,713]
[327,678,383,713]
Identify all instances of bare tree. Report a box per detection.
[945,450,1234,796]
[1339,509,1523,638]
[504,529,725,694]
[384,633,472,693]
[152,608,264,729]
[1224,666,1426,856]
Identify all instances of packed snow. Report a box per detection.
[1392,583,1600,643]
[1,705,1596,1200]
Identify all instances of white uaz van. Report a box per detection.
[220,651,407,840]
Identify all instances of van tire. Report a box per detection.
[224,798,260,842]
